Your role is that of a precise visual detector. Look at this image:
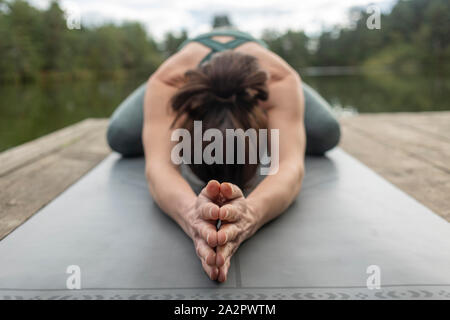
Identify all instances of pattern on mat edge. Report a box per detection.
[1,289,450,300]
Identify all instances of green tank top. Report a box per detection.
[177,29,268,65]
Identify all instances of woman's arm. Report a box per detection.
[142,47,206,231]
[142,73,197,235]
[247,70,306,229]
[142,56,224,280]
[212,71,306,282]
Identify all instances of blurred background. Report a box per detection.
[0,0,449,152]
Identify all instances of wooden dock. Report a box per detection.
[0,119,111,240]
[0,112,449,240]
[340,112,450,222]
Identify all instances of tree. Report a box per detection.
[262,29,312,69]
[41,0,69,71]
[212,15,232,28]
[162,29,188,57]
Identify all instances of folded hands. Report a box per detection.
[184,180,259,282]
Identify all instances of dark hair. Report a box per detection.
[171,50,269,189]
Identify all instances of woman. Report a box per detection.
[107,29,340,282]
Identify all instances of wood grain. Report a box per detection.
[0,119,111,240]
[339,112,450,221]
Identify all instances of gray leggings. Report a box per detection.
[106,82,340,157]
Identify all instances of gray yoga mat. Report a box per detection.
[0,148,449,300]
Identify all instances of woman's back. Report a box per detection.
[106,29,340,158]
[152,29,299,105]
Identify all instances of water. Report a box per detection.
[0,78,146,152]
[304,72,450,114]
[0,72,449,152]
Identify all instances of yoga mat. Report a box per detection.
[0,149,449,300]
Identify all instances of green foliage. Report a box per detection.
[262,30,311,69]
[0,0,164,83]
[311,0,450,72]
[0,0,448,83]
[263,0,449,73]
[0,0,44,81]
[363,43,420,74]
[161,30,188,58]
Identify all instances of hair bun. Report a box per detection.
[202,51,269,107]
[171,50,269,125]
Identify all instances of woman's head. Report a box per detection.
[171,50,269,189]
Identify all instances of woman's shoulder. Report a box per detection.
[152,37,298,88]
[235,43,299,83]
[151,44,208,87]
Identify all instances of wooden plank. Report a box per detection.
[340,113,450,174]
[339,113,450,221]
[0,120,111,240]
[347,112,450,142]
[389,113,450,142]
[0,119,109,177]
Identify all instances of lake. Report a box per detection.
[0,72,449,152]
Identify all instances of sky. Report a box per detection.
[30,0,396,40]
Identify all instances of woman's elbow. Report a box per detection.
[281,161,304,196]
